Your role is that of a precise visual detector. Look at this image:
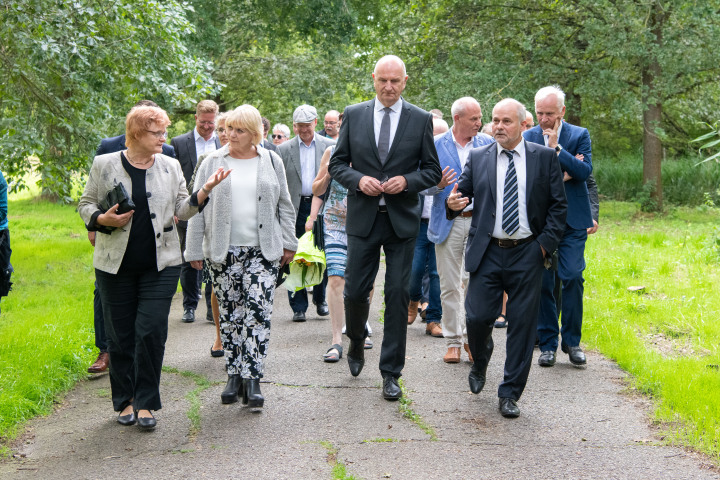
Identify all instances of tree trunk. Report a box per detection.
[641,2,664,211]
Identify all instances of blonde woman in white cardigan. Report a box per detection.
[186,105,297,408]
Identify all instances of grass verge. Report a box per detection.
[319,440,359,480]
[162,366,218,439]
[397,379,437,441]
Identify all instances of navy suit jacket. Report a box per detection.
[523,121,592,230]
[448,141,567,274]
[96,134,176,158]
[170,130,222,185]
[329,98,441,239]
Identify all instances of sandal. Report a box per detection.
[494,313,508,329]
[364,337,373,349]
[323,344,343,363]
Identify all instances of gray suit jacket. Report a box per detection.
[276,133,336,214]
[184,147,298,264]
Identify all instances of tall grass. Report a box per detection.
[0,198,95,445]
[595,154,720,206]
[584,201,720,459]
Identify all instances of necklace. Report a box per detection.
[126,151,154,166]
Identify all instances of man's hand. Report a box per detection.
[382,175,407,194]
[563,172,572,182]
[190,260,203,270]
[97,203,133,228]
[358,176,384,196]
[446,183,469,211]
[540,244,547,257]
[544,117,560,148]
[88,231,96,247]
[587,220,599,235]
[437,166,457,189]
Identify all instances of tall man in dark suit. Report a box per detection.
[447,98,566,417]
[170,100,221,324]
[329,55,441,401]
[524,86,593,367]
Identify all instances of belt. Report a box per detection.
[460,210,473,218]
[300,196,312,202]
[378,205,388,213]
[491,236,535,248]
[421,218,429,224]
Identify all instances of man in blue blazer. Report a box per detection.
[447,98,566,417]
[523,85,593,367]
[428,97,494,364]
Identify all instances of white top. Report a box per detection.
[298,137,316,196]
[421,194,433,220]
[492,141,532,239]
[226,155,260,246]
[452,129,475,212]
[194,128,218,162]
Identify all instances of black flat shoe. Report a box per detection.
[562,344,587,366]
[117,411,136,426]
[499,398,520,418]
[210,346,224,358]
[243,378,264,408]
[382,376,402,401]
[136,411,157,429]
[468,370,486,394]
[538,350,556,367]
[221,374,243,404]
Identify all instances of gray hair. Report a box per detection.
[272,123,290,138]
[451,97,481,118]
[493,98,527,123]
[535,85,565,109]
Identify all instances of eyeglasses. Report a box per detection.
[272,134,286,139]
[217,127,226,133]
[146,130,168,139]
[324,121,338,126]
[197,121,215,126]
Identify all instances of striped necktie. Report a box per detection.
[501,149,519,236]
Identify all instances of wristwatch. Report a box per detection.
[555,144,563,153]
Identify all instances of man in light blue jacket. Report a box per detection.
[427,97,494,364]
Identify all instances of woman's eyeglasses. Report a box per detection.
[146,130,168,139]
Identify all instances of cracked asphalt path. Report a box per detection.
[2,268,718,479]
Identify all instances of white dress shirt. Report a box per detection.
[298,136,316,196]
[543,122,563,147]
[194,128,217,162]
[492,141,532,239]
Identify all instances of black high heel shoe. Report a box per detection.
[221,374,243,404]
[243,378,264,408]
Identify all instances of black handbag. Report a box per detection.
[99,182,136,214]
[312,213,325,251]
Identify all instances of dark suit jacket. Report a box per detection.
[261,140,277,152]
[448,141,567,274]
[170,130,222,185]
[328,98,441,238]
[523,121,592,230]
[96,134,176,158]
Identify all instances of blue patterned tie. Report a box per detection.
[502,149,519,236]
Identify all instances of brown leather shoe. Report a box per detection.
[443,347,461,363]
[425,322,443,337]
[88,352,109,373]
[464,343,474,363]
[408,300,420,324]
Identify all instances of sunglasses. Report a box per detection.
[271,134,286,139]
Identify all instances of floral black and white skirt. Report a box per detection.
[207,246,279,379]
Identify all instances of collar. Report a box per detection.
[374,97,403,114]
[194,127,216,143]
[498,139,526,159]
[298,135,316,149]
[451,127,474,149]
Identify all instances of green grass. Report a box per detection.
[397,379,437,441]
[0,197,96,445]
[584,201,720,459]
[319,440,359,480]
[162,366,219,439]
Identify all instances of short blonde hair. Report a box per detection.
[196,99,219,115]
[225,105,263,146]
[125,106,171,149]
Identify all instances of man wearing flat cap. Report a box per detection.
[277,104,336,321]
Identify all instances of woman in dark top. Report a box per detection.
[79,105,229,429]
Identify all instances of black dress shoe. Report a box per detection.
[181,308,195,323]
[243,378,264,408]
[538,350,556,367]
[117,411,136,426]
[221,374,243,404]
[562,345,587,365]
[316,302,329,316]
[347,340,365,377]
[206,310,214,323]
[137,411,157,429]
[382,376,402,401]
[498,398,520,418]
[292,311,306,322]
[468,369,486,394]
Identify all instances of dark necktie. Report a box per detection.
[378,107,392,164]
[502,149,519,236]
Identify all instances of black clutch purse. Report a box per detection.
[312,213,325,251]
[99,182,136,214]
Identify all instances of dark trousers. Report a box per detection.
[465,240,544,401]
[96,265,181,412]
[93,280,107,352]
[409,220,441,323]
[178,224,212,314]
[288,197,327,313]
[345,211,416,378]
[537,226,587,352]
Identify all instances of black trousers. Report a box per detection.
[465,240,544,401]
[96,265,181,412]
[345,211,415,378]
[178,223,211,313]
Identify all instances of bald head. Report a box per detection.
[491,98,527,149]
[373,55,407,76]
[373,55,408,107]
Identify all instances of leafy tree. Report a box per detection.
[0,0,220,200]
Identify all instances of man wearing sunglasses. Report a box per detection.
[170,100,222,325]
